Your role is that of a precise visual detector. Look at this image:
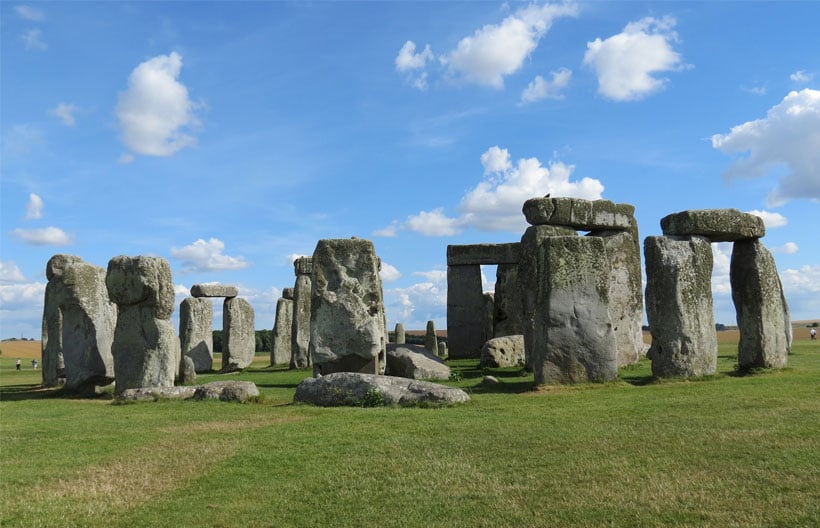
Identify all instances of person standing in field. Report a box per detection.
[16,359,21,371]
[811,328,817,341]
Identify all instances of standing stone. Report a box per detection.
[106,256,177,394]
[179,355,197,384]
[644,236,717,378]
[271,295,294,366]
[223,297,255,371]
[446,265,484,359]
[179,297,213,373]
[493,263,523,338]
[394,323,405,345]
[527,236,617,385]
[309,238,387,376]
[290,257,313,369]
[425,320,438,354]
[41,255,117,393]
[437,341,448,359]
[731,239,790,369]
[482,293,495,345]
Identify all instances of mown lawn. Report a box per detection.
[1,342,818,528]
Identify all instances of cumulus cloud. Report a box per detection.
[372,222,399,238]
[790,70,812,83]
[380,262,402,282]
[404,208,464,237]
[16,5,45,21]
[772,242,799,255]
[746,210,787,228]
[170,238,249,272]
[50,103,78,126]
[383,269,448,328]
[0,280,45,311]
[396,41,435,91]
[22,29,47,51]
[584,16,685,101]
[521,68,572,103]
[711,89,820,205]
[780,264,820,320]
[12,226,71,246]
[0,261,27,283]
[116,52,199,156]
[25,193,43,220]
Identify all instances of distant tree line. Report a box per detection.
[212,330,272,353]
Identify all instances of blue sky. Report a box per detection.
[1,1,818,338]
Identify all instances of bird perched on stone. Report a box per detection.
[544,193,551,198]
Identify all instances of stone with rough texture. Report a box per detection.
[660,209,765,242]
[190,284,238,298]
[282,287,295,300]
[290,257,313,369]
[731,239,790,369]
[41,255,116,392]
[523,197,635,231]
[493,264,523,338]
[437,341,448,359]
[386,344,451,380]
[480,335,525,368]
[394,323,405,344]
[483,293,495,343]
[446,243,521,266]
[179,297,213,372]
[271,296,294,366]
[644,236,717,377]
[107,256,178,394]
[447,265,485,359]
[294,372,469,407]
[117,381,259,402]
[425,320,438,354]
[526,236,617,385]
[222,297,255,371]
[309,239,387,375]
[179,355,197,384]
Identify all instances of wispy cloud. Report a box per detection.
[171,238,249,272]
[15,5,45,21]
[12,226,71,246]
[22,29,47,51]
[50,103,79,126]
[24,193,44,220]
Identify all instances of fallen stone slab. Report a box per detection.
[386,344,451,380]
[190,284,239,298]
[523,197,634,231]
[294,372,469,407]
[117,381,259,403]
[660,209,765,242]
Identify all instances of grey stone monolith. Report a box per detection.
[661,209,765,242]
[394,323,405,344]
[523,197,635,230]
[493,263,523,338]
[526,236,617,385]
[483,293,495,344]
[437,341,448,359]
[644,236,717,378]
[731,239,791,370]
[41,255,117,392]
[179,355,197,384]
[425,320,438,354]
[446,265,484,359]
[271,295,294,366]
[222,297,255,371]
[179,297,213,373]
[290,257,313,369]
[106,256,177,394]
[309,238,387,376]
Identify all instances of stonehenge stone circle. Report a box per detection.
[179,297,213,372]
[660,209,765,242]
[309,238,387,376]
[425,320,438,354]
[480,335,525,369]
[394,322,405,344]
[294,372,469,407]
[191,284,238,298]
[223,297,255,371]
[41,254,116,392]
[106,256,178,394]
[290,257,313,369]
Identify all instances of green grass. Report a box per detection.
[1,342,819,527]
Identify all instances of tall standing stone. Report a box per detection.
[179,297,213,372]
[309,238,387,375]
[731,239,790,369]
[493,263,523,338]
[446,265,484,359]
[425,320,438,354]
[223,297,255,371]
[394,323,405,345]
[291,257,313,369]
[644,236,717,378]
[41,255,117,392]
[482,293,495,344]
[106,256,178,394]
[271,289,294,366]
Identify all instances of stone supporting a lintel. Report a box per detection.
[446,263,486,359]
[290,257,313,369]
[271,295,294,366]
[179,297,213,373]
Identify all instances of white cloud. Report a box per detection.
[22,29,47,51]
[772,242,799,255]
[0,261,27,283]
[746,209,787,228]
[711,89,820,205]
[25,193,43,220]
[521,68,572,103]
[781,265,820,294]
[744,85,767,96]
[0,281,45,311]
[480,145,512,174]
[116,52,199,157]
[395,41,434,72]
[372,222,399,238]
[380,262,402,282]
[384,269,448,329]
[790,70,812,83]
[584,16,685,101]
[50,103,78,126]
[12,226,71,246]
[446,2,578,88]
[404,208,464,237]
[170,238,249,272]
[15,5,45,21]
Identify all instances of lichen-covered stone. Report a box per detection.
[282,287,295,300]
[447,265,485,359]
[493,263,523,338]
[271,296,293,366]
[222,297,255,371]
[394,323,405,344]
[446,243,521,266]
[480,335,525,368]
[294,372,469,407]
[309,239,387,376]
[290,257,313,369]
[425,320,438,354]
[644,235,717,377]
[111,306,178,393]
[179,355,197,384]
[386,344,451,380]
[294,256,313,276]
[179,297,213,373]
[731,239,790,369]
[523,197,634,230]
[106,256,175,319]
[660,209,765,242]
[190,283,238,298]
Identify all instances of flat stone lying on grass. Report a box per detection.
[386,344,450,380]
[294,372,469,407]
[117,381,259,402]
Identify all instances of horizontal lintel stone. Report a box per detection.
[523,197,635,230]
[660,209,765,242]
[447,243,521,266]
[190,284,238,298]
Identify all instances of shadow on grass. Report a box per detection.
[0,383,109,402]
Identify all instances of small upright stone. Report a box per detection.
[271,294,293,366]
[222,297,255,371]
[190,284,239,298]
[660,209,765,242]
[437,341,448,359]
[425,320,438,354]
[179,297,213,372]
[394,323,405,344]
[179,355,197,384]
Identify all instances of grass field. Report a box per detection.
[1,338,818,527]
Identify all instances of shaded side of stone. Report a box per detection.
[446,243,521,266]
[223,297,255,371]
[446,265,485,359]
[290,258,313,369]
[111,306,178,393]
[179,297,213,372]
[493,263,523,338]
[271,296,294,366]
[394,323,405,344]
[660,209,765,242]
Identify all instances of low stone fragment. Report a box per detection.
[190,284,239,298]
[386,344,451,380]
[660,209,765,242]
[179,355,197,384]
[294,372,469,407]
[193,381,260,402]
[480,335,525,368]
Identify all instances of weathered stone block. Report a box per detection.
[394,323,405,344]
[294,256,313,276]
[480,335,525,368]
[731,239,790,369]
[386,344,451,380]
[282,287,295,300]
[190,283,238,298]
[294,372,469,407]
[660,209,765,242]
[111,306,178,393]
[523,197,634,230]
[447,265,485,359]
[644,236,717,377]
[223,297,255,371]
[271,296,293,366]
[446,243,521,266]
[179,297,213,372]
[290,272,312,369]
[106,256,175,319]
[493,263,523,338]
[425,320,438,354]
